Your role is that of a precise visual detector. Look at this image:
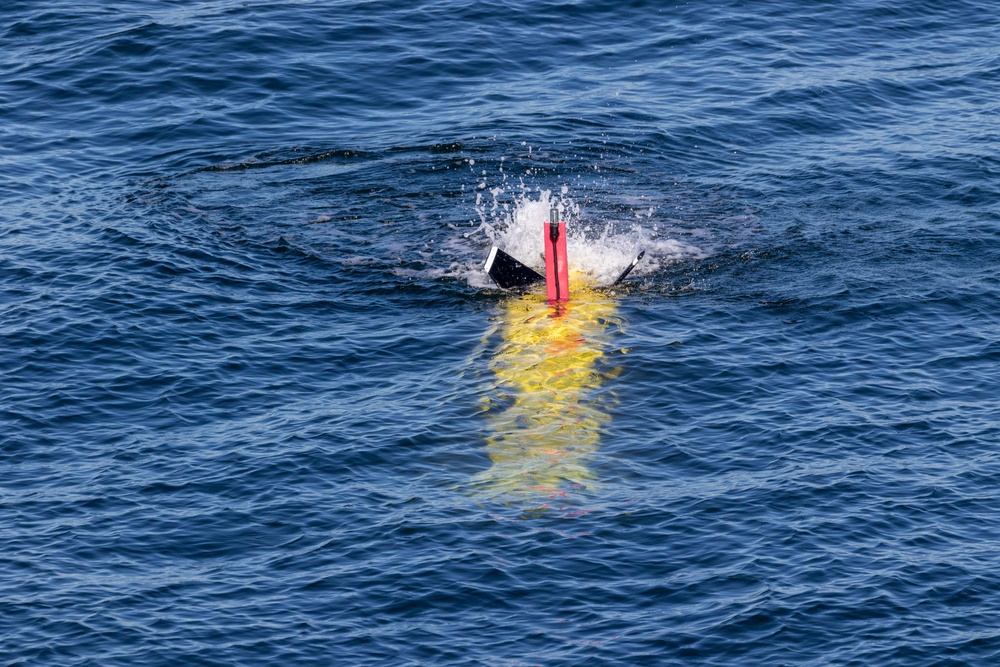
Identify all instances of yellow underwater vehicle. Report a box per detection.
[472,210,644,501]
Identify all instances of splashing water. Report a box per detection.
[472,184,705,288]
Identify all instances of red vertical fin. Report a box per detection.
[544,208,569,303]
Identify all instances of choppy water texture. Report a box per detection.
[3,1,1000,665]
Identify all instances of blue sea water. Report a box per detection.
[3,0,1000,664]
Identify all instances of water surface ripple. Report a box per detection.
[3,0,1000,665]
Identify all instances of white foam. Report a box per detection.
[471,185,704,287]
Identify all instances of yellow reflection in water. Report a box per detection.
[473,286,621,499]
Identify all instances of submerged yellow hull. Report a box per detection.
[473,285,622,498]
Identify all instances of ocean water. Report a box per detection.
[3,0,1000,665]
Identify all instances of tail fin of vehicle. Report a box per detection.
[485,245,544,289]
